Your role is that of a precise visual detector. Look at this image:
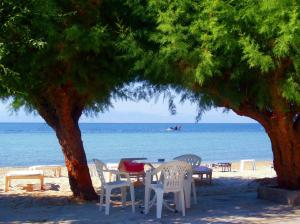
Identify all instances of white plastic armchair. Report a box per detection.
[174,154,201,206]
[93,159,135,215]
[144,160,191,219]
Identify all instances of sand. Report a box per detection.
[1,161,300,223]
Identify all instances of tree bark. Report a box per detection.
[232,106,300,189]
[267,117,300,189]
[36,87,98,200]
[192,59,300,189]
[55,119,98,200]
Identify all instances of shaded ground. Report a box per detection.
[1,176,300,224]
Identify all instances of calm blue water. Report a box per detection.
[0,123,272,167]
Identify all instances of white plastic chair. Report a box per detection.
[93,159,135,215]
[174,154,202,168]
[180,161,194,209]
[174,154,201,206]
[144,160,190,219]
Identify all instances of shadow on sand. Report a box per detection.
[0,177,299,224]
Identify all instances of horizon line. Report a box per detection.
[0,121,258,124]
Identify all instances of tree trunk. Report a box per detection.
[231,105,300,189]
[55,120,98,200]
[36,88,98,200]
[267,118,300,189]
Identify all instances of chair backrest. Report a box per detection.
[93,159,108,185]
[155,160,191,192]
[174,154,202,168]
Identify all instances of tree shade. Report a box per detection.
[0,0,143,200]
[128,0,300,189]
[1,0,300,196]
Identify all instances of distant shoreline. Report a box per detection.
[0,157,273,168]
[0,122,258,124]
[0,160,273,170]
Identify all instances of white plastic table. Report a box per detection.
[29,165,62,177]
[193,166,212,184]
[240,159,256,172]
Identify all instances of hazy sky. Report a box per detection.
[0,98,255,123]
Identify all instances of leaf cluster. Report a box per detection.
[0,0,147,113]
[130,0,300,116]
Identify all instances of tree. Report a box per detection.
[0,0,140,200]
[131,0,300,189]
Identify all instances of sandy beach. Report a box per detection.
[1,161,300,223]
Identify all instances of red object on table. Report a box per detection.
[123,161,144,172]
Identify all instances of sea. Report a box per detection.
[0,123,272,167]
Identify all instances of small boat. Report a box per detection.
[166,126,181,131]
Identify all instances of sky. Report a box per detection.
[0,97,256,123]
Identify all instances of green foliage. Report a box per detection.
[2,0,300,120]
[0,0,144,114]
[239,36,274,73]
[130,0,300,116]
[282,75,300,105]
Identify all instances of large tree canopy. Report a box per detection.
[2,0,300,199]
[128,0,300,189]
[0,0,138,110]
[0,0,145,199]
